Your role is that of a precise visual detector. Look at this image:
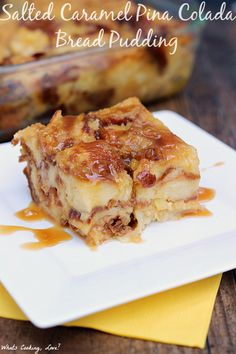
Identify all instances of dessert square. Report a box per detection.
[13,97,201,246]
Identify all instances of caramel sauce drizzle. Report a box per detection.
[198,187,216,202]
[0,225,72,250]
[0,186,216,249]
[130,235,143,244]
[15,202,46,222]
[181,208,213,218]
[202,161,224,172]
[182,187,215,219]
[0,203,72,250]
[213,161,224,168]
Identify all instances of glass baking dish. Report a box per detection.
[0,0,204,142]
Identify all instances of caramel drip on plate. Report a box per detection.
[202,161,224,172]
[130,235,143,244]
[182,187,215,219]
[213,161,224,168]
[0,185,216,250]
[0,202,72,250]
[15,202,46,222]
[198,187,216,202]
[181,208,213,218]
[0,225,72,250]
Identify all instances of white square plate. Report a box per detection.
[0,111,236,328]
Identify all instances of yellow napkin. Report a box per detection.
[0,275,221,348]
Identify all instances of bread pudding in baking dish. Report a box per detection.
[13,98,202,246]
[0,0,182,65]
[0,0,197,134]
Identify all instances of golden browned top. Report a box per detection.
[57,141,124,181]
[99,113,185,161]
[88,97,186,162]
[37,110,98,161]
[13,97,198,183]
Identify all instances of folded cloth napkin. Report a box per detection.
[0,275,221,348]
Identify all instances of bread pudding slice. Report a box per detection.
[13,98,201,246]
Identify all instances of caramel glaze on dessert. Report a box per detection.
[99,118,186,163]
[57,141,125,182]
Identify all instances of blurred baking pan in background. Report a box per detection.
[0,0,204,142]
